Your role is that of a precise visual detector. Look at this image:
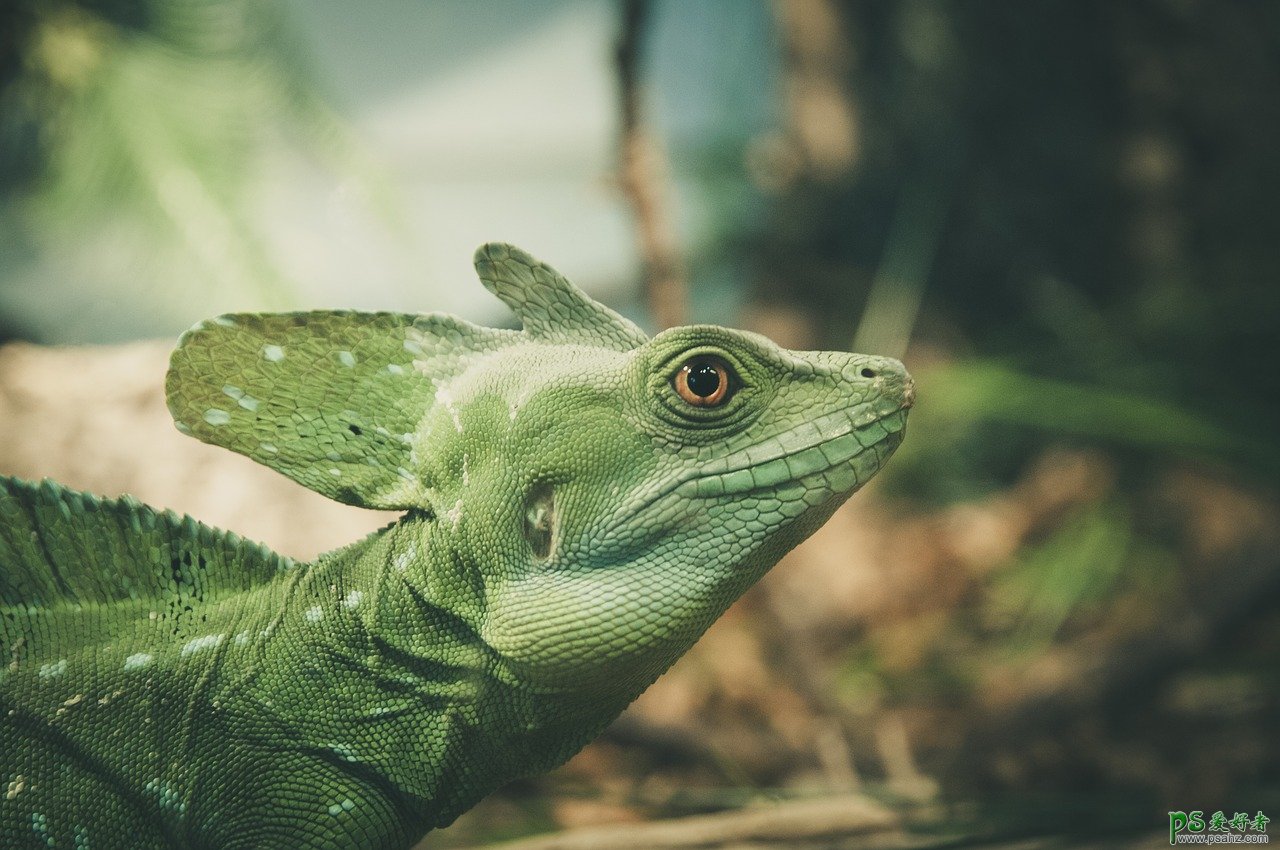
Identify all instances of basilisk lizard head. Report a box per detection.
[166,243,912,698]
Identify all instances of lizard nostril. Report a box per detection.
[860,368,877,379]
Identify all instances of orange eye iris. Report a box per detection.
[674,357,731,407]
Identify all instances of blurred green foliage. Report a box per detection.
[888,361,1280,506]
[752,0,1280,497]
[0,0,373,340]
[987,499,1137,650]
[741,0,1280,830]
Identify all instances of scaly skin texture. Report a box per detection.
[0,243,912,849]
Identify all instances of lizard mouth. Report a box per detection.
[676,404,908,499]
[598,398,910,540]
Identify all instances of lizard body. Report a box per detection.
[1,244,911,849]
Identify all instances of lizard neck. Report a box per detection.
[234,514,633,832]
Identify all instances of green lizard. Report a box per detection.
[0,243,912,849]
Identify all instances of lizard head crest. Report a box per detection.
[164,243,646,513]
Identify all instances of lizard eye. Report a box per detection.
[673,356,733,407]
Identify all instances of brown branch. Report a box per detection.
[479,793,899,850]
[615,0,686,330]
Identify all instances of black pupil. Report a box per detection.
[687,363,721,397]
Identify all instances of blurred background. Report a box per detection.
[2,1,1278,847]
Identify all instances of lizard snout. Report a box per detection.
[848,354,914,409]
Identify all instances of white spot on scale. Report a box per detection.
[329,468,342,477]
[342,590,364,610]
[5,774,26,800]
[221,385,260,412]
[180,634,225,657]
[508,387,535,421]
[304,605,325,623]
[213,316,237,327]
[123,652,154,670]
[445,500,463,529]
[37,660,67,679]
[383,363,405,376]
[262,344,285,362]
[259,442,279,454]
[393,543,416,573]
[337,350,356,367]
[328,798,356,816]
[435,386,464,433]
[204,408,231,426]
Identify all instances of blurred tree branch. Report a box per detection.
[480,793,899,850]
[616,0,686,330]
